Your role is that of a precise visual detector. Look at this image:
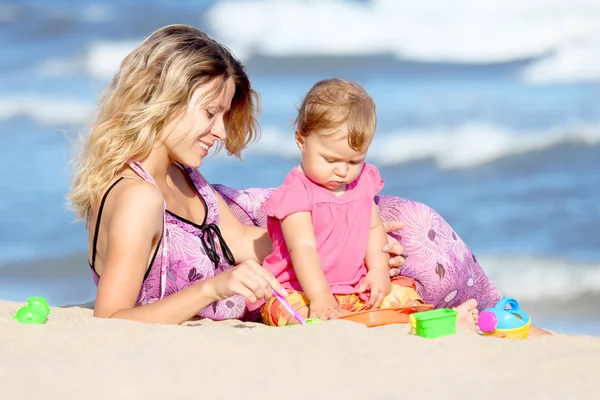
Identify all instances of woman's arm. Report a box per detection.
[213,189,273,263]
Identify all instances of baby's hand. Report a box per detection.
[308,295,348,320]
[357,269,392,309]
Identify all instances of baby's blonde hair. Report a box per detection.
[69,24,260,221]
[295,78,376,151]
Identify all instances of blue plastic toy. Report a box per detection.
[477,297,531,339]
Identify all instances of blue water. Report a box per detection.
[0,0,599,333]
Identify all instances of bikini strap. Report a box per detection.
[90,177,125,269]
[128,161,160,189]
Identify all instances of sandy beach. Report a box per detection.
[1,300,599,399]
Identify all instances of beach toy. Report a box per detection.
[27,296,51,317]
[338,303,433,328]
[409,308,458,338]
[272,290,307,325]
[477,297,530,339]
[338,308,410,327]
[14,297,50,324]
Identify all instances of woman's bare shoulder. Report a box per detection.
[99,176,164,229]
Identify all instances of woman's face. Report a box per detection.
[162,77,236,168]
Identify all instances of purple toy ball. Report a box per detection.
[478,310,498,333]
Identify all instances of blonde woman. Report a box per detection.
[70,25,501,326]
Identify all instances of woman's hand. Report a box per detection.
[208,259,288,304]
[382,221,405,277]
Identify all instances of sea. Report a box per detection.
[0,0,599,335]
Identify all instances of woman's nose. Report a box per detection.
[210,117,227,140]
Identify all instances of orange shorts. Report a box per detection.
[261,276,428,327]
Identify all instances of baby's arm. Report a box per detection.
[280,211,346,320]
[361,202,393,308]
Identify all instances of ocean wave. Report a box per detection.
[34,41,138,80]
[0,94,94,126]
[1,91,598,169]
[206,0,600,83]
[30,0,600,83]
[84,41,139,80]
[2,94,598,169]
[521,37,600,84]
[478,255,600,305]
[246,123,600,169]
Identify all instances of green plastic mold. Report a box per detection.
[410,308,457,339]
[14,297,50,324]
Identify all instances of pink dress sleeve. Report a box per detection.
[361,163,385,198]
[263,174,312,220]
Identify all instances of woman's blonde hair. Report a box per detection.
[295,78,376,151]
[69,24,260,221]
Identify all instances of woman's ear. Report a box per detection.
[295,130,305,150]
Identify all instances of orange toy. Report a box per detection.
[337,303,433,328]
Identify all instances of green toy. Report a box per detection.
[410,308,457,339]
[282,318,322,327]
[14,297,50,324]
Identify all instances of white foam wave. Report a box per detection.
[85,41,139,80]
[479,255,600,303]
[0,95,94,126]
[522,37,600,83]
[33,40,138,80]
[2,94,599,166]
[35,57,82,78]
[246,123,600,169]
[207,0,600,82]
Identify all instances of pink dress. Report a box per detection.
[260,163,384,295]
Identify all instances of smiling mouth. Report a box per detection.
[198,142,210,152]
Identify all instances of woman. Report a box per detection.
[69,25,493,326]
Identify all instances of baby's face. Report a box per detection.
[297,130,371,193]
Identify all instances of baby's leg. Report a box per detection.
[380,277,434,310]
[260,290,310,326]
[261,292,369,325]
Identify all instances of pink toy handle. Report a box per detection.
[272,290,307,325]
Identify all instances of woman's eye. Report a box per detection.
[324,159,334,163]
[350,160,361,165]
[206,110,215,119]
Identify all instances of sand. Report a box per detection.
[1,300,600,399]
